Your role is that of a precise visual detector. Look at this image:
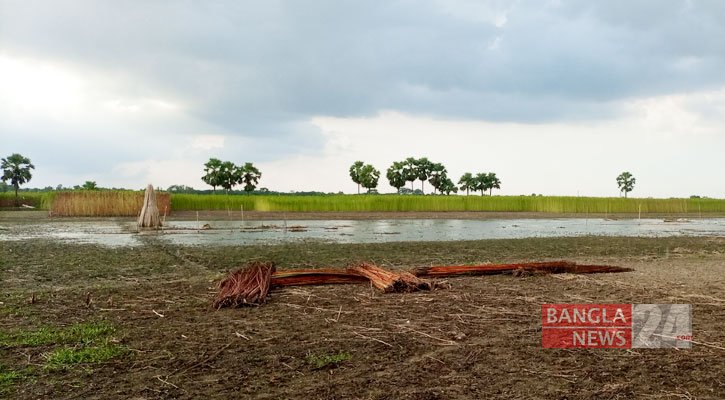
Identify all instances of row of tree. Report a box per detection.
[201,158,262,193]
[350,158,501,196]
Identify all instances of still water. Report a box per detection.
[1,218,724,247]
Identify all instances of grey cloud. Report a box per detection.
[2,0,725,167]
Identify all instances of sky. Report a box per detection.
[1,0,724,197]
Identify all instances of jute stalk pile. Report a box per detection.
[137,184,161,229]
[213,262,275,309]
[213,261,632,309]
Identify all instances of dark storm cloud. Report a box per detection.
[2,0,725,143]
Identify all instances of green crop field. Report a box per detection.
[0,192,54,209]
[168,193,725,214]
[3,192,725,214]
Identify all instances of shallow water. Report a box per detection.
[1,218,724,247]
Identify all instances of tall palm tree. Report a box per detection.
[386,161,406,194]
[241,163,262,194]
[458,172,474,196]
[1,153,35,206]
[201,158,223,193]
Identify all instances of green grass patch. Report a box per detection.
[168,194,725,213]
[306,351,352,369]
[0,321,115,347]
[0,192,53,209]
[0,364,30,394]
[43,343,129,371]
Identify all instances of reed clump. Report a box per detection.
[50,191,171,217]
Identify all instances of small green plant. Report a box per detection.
[0,321,115,347]
[306,351,352,369]
[0,364,27,394]
[43,343,129,371]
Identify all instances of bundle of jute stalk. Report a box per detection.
[347,262,433,293]
[137,184,161,228]
[213,262,275,309]
[212,261,632,309]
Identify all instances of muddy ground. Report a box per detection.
[1,225,724,398]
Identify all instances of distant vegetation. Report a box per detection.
[384,157,496,196]
[349,161,380,194]
[1,153,35,206]
[617,172,636,198]
[201,158,261,193]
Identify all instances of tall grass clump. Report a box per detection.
[169,194,725,214]
[51,191,171,216]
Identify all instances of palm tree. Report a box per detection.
[439,177,458,195]
[428,163,448,194]
[458,172,475,196]
[219,161,239,193]
[415,157,433,194]
[1,153,35,206]
[402,157,418,191]
[81,181,98,190]
[349,161,364,194]
[486,172,501,196]
[386,161,406,194]
[201,158,223,193]
[359,164,380,193]
[240,163,262,193]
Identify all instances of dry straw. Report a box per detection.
[212,261,632,309]
[50,190,170,217]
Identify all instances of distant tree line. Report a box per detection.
[201,158,262,193]
[0,152,646,199]
[349,158,500,196]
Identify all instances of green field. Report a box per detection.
[3,191,725,214]
[168,193,725,213]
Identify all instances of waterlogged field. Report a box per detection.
[3,213,725,247]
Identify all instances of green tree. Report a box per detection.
[349,161,365,194]
[616,172,636,198]
[458,172,475,196]
[439,177,458,195]
[359,164,380,193]
[402,157,418,192]
[386,161,406,194]
[168,185,196,194]
[1,153,35,206]
[426,162,447,194]
[240,162,262,193]
[219,161,240,192]
[484,172,501,196]
[415,157,433,194]
[474,173,489,196]
[201,158,224,193]
[81,181,98,190]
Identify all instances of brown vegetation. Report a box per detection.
[50,191,170,217]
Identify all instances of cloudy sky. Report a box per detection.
[1,0,724,197]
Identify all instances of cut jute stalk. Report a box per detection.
[213,261,632,309]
